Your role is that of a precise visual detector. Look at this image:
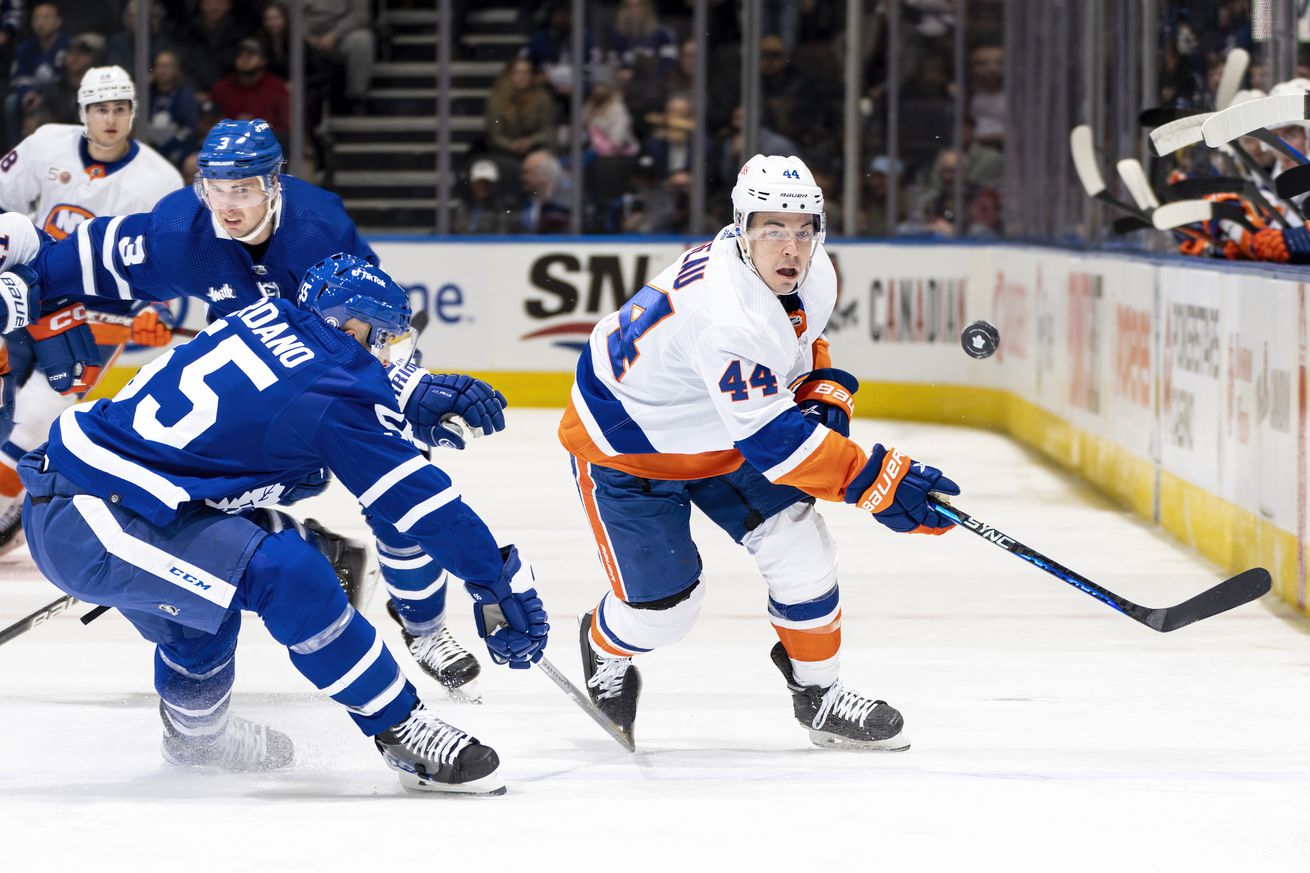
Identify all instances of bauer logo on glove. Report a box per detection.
[845,443,960,535]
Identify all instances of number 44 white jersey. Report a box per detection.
[560,225,869,502]
[0,124,183,241]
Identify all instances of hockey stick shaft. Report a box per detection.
[0,594,77,647]
[535,655,635,752]
[927,498,1271,632]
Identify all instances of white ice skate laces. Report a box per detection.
[586,653,632,701]
[813,681,879,730]
[409,627,471,675]
[391,704,473,766]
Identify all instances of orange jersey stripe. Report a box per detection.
[573,459,628,601]
[590,615,635,656]
[772,612,843,661]
[774,430,869,503]
[559,398,745,481]
[0,461,23,497]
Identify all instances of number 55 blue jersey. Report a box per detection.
[37,298,505,584]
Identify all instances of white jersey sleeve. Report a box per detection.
[0,126,52,215]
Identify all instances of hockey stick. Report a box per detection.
[83,310,199,340]
[1111,215,1155,235]
[1115,158,1161,210]
[535,655,635,752]
[1274,162,1310,199]
[1152,199,1255,232]
[1214,47,1250,113]
[0,595,112,648]
[1202,92,1310,152]
[927,497,1271,632]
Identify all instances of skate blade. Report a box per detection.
[442,679,482,704]
[807,729,911,752]
[398,769,506,796]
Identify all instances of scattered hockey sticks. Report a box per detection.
[1138,105,1200,129]
[1202,92,1310,150]
[927,497,1271,632]
[1111,215,1156,234]
[1152,199,1255,232]
[83,309,199,340]
[1148,110,1209,155]
[1070,125,1147,216]
[535,655,635,752]
[1214,47,1250,113]
[1274,162,1310,199]
[1115,158,1161,211]
[1164,176,1253,200]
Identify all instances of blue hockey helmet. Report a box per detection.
[298,254,414,362]
[195,118,283,180]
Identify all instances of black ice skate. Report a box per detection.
[0,498,25,557]
[304,518,377,610]
[374,701,504,795]
[160,702,295,771]
[579,611,641,746]
[769,643,910,751]
[386,600,482,701]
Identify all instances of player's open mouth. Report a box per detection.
[777,267,797,279]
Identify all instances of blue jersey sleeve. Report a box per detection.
[310,388,505,585]
[30,211,181,306]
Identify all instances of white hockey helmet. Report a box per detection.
[731,154,826,289]
[1266,78,1310,138]
[78,66,137,127]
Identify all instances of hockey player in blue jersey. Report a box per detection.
[8,254,547,794]
[0,118,502,698]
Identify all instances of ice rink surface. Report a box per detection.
[2,410,1308,871]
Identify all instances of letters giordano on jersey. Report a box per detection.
[237,301,316,368]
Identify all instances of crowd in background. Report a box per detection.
[0,0,371,180]
[35,1,1310,241]
[464,0,1007,237]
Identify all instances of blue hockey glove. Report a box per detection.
[388,363,508,449]
[464,545,549,669]
[279,468,331,505]
[28,301,102,395]
[845,443,960,535]
[793,367,859,437]
[0,264,38,334]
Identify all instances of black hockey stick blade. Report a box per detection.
[1141,568,1271,632]
[927,497,1271,632]
[1138,106,1203,128]
[1111,215,1154,234]
[1164,176,1249,201]
[1275,162,1310,200]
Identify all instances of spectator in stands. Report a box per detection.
[607,0,677,133]
[0,1,24,54]
[40,31,102,124]
[660,39,732,134]
[452,158,515,234]
[523,2,600,118]
[643,93,699,179]
[485,57,556,158]
[515,148,570,234]
[211,38,290,138]
[107,1,172,72]
[859,155,905,236]
[585,67,638,158]
[715,104,798,190]
[303,0,374,115]
[7,1,67,146]
[257,1,291,80]
[969,43,1005,150]
[613,152,677,234]
[174,0,250,98]
[145,48,199,168]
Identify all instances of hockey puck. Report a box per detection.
[961,320,1000,359]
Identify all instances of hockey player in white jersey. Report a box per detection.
[560,155,961,750]
[0,65,183,552]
